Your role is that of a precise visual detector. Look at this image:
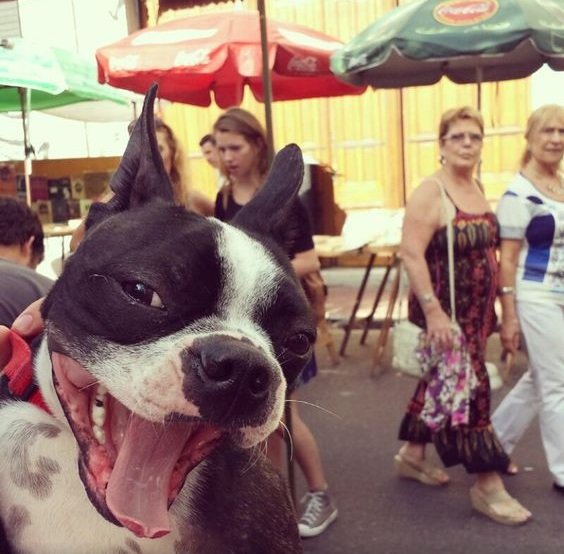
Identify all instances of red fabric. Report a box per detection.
[2,330,50,413]
[95,11,365,108]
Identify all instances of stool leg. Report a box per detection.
[371,260,401,376]
[359,262,393,345]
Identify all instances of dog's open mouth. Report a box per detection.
[50,352,224,539]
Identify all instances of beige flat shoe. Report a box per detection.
[393,453,449,486]
[470,486,532,526]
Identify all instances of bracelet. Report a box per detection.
[499,286,515,295]
[420,292,435,304]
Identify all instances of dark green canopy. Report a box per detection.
[331,0,564,89]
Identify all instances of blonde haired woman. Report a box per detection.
[395,106,531,525]
[492,104,564,492]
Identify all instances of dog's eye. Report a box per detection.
[122,282,164,309]
[285,332,312,356]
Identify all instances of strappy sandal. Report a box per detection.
[470,486,532,526]
[393,453,450,486]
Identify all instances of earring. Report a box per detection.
[439,154,445,165]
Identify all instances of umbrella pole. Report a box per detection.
[18,87,32,206]
[257,0,275,165]
[476,66,483,111]
[476,67,483,180]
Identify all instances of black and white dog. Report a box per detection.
[0,85,314,553]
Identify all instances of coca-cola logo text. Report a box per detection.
[433,0,498,26]
[287,56,318,73]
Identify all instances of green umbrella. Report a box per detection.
[331,0,564,104]
[0,37,133,204]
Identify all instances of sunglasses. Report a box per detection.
[443,132,483,144]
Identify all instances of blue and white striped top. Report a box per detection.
[497,172,564,304]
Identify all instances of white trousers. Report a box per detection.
[491,301,564,485]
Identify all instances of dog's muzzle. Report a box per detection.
[181,335,281,426]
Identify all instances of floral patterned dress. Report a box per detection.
[398,206,510,473]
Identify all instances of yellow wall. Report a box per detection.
[148,0,530,210]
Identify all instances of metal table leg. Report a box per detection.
[339,253,376,356]
[359,258,394,345]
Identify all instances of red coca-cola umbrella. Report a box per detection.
[96,10,364,107]
[96,10,365,157]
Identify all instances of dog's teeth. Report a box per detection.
[91,385,107,432]
[91,405,106,427]
[92,425,106,444]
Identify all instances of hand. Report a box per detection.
[0,298,45,369]
[425,309,455,350]
[500,318,520,355]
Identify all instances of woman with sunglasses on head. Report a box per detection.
[394,107,531,525]
[491,104,564,493]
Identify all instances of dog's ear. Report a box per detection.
[232,144,304,248]
[85,83,174,230]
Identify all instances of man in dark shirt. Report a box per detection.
[0,198,53,327]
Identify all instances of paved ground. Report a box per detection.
[290,267,563,554]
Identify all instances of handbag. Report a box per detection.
[391,267,424,377]
[392,179,457,377]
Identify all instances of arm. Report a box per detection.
[188,189,215,217]
[400,180,453,345]
[291,248,320,278]
[498,238,522,354]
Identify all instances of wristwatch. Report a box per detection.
[420,292,434,304]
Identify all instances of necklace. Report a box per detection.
[546,177,564,195]
[526,167,564,195]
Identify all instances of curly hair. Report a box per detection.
[128,117,189,208]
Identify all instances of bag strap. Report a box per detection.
[396,264,409,320]
[428,177,456,323]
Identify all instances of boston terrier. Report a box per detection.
[0,84,314,553]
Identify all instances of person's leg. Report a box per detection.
[394,441,450,486]
[286,395,328,491]
[519,301,564,486]
[268,391,337,538]
[265,393,328,491]
[470,471,532,524]
[491,369,540,455]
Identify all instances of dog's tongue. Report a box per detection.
[106,414,188,539]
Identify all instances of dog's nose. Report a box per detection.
[181,335,279,424]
